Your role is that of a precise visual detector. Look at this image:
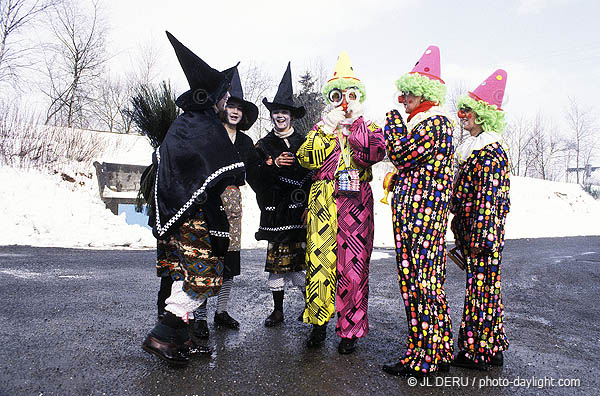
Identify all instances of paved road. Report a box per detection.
[1,236,598,396]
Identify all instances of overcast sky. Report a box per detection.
[103,0,599,129]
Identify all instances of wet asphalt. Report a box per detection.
[0,236,599,396]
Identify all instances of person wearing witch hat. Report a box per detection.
[297,51,385,354]
[382,46,455,376]
[141,31,245,367]
[253,62,312,327]
[450,70,510,370]
[191,67,261,338]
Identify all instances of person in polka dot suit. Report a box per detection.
[382,45,455,377]
[450,69,510,370]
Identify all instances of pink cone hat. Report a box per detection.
[469,69,507,110]
[410,45,444,83]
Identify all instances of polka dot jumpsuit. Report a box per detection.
[384,109,455,374]
[450,141,510,364]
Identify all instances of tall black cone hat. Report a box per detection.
[262,62,305,119]
[227,67,258,131]
[166,31,233,111]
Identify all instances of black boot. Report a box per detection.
[214,311,240,329]
[265,290,285,327]
[265,310,284,327]
[306,324,327,348]
[489,351,504,366]
[382,361,427,377]
[451,351,488,371]
[142,314,189,366]
[192,319,210,339]
[338,337,356,354]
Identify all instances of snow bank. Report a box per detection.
[0,166,154,249]
[368,163,600,246]
[2,151,599,249]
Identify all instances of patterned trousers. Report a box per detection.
[305,180,374,339]
[459,249,509,363]
[391,194,454,374]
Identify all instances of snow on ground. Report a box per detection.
[0,166,154,248]
[1,129,599,249]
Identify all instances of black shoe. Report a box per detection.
[438,362,450,372]
[214,311,239,329]
[451,351,488,371]
[489,351,504,366]
[193,319,210,339]
[338,338,356,354]
[180,338,211,356]
[382,361,426,377]
[142,335,189,367]
[264,310,284,327]
[306,324,327,348]
[157,311,166,322]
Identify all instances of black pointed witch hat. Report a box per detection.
[227,68,258,131]
[166,31,233,111]
[262,62,305,119]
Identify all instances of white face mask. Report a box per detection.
[272,110,292,132]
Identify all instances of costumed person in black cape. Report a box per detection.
[254,62,312,327]
[192,67,261,338]
[141,31,244,367]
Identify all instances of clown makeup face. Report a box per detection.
[225,102,244,126]
[403,93,422,114]
[458,108,483,136]
[271,109,292,132]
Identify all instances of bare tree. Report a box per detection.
[529,114,564,181]
[127,38,162,87]
[565,97,597,183]
[446,80,469,147]
[0,0,59,89]
[90,74,133,132]
[42,0,107,128]
[502,115,535,176]
[239,62,273,141]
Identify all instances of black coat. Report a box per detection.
[252,130,312,243]
[152,109,245,255]
[232,131,260,188]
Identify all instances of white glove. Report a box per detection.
[346,100,363,122]
[322,107,346,134]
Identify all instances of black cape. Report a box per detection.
[231,131,261,188]
[152,109,245,255]
[252,130,312,243]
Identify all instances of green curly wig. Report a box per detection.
[457,95,506,134]
[322,77,367,104]
[395,73,446,105]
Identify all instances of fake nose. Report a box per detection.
[458,110,473,119]
[341,97,348,111]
